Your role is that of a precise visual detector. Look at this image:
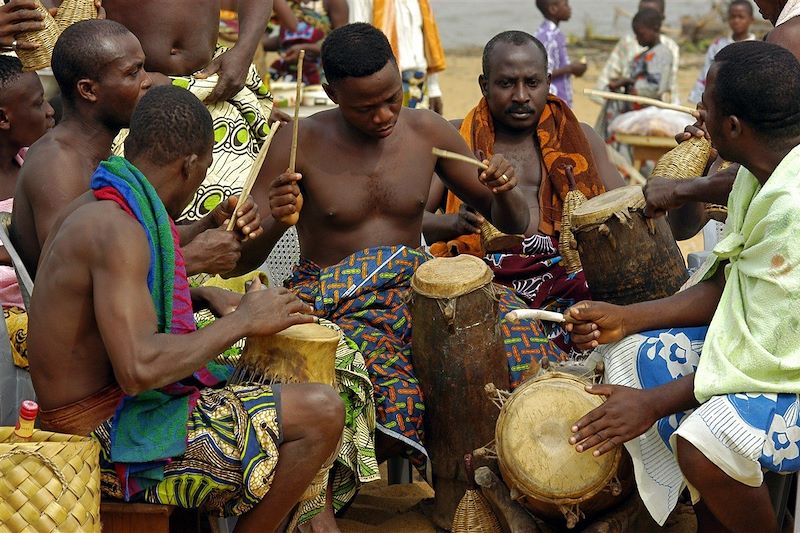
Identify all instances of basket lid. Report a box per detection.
[571,185,645,228]
[495,373,620,502]
[411,255,493,298]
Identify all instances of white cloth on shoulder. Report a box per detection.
[777,0,800,26]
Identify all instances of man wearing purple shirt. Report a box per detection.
[534,0,586,107]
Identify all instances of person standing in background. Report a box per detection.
[594,0,680,103]
[687,0,755,105]
[348,0,446,114]
[534,0,586,107]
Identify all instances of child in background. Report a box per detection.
[688,0,755,104]
[534,0,586,107]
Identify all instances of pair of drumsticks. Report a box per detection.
[226,51,306,233]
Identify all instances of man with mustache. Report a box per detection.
[425,30,624,353]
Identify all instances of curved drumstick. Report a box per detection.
[279,49,306,226]
[432,147,489,170]
[504,309,577,324]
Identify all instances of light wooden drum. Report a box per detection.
[480,220,524,253]
[571,185,687,305]
[410,255,510,530]
[232,323,340,386]
[496,372,631,528]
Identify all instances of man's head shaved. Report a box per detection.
[52,19,133,103]
[482,31,547,77]
[0,56,23,95]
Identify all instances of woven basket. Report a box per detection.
[559,166,588,275]
[54,0,98,32]
[15,1,61,72]
[650,136,712,181]
[0,428,101,532]
[452,454,502,533]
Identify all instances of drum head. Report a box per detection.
[411,255,493,299]
[496,373,621,504]
[276,323,341,342]
[571,185,646,229]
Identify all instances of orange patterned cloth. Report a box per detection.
[430,95,605,257]
[372,0,445,74]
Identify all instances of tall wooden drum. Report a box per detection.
[571,185,687,305]
[410,255,511,530]
[495,372,633,528]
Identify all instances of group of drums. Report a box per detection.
[233,185,689,530]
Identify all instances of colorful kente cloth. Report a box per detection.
[485,234,591,354]
[90,157,227,498]
[95,384,283,517]
[195,290,379,522]
[113,46,273,223]
[599,327,800,525]
[288,246,566,463]
[433,95,605,251]
[5,306,28,369]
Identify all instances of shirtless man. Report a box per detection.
[28,84,341,532]
[244,24,569,490]
[424,31,624,352]
[644,0,800,239]
[12,20,259,277]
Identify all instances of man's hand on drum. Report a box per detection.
[236,277,317,336]
[564,301,628,350]
[479,154,517,194]
[569,384,658,456]
[643,177,682,218]
[269,170,302,222]
[212,195,264,241]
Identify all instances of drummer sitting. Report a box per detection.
[424,30,625,353]
[26,85,344,531]
[565,41,800,531]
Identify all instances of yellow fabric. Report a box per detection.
[372,0,446,74]
[6,306,28,369]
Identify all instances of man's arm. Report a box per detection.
[324,0,349,28]
[580,123,625,190]
[644,166,737,218]
[429,114,529,234]
[93,216,313,396]
[196,0,273,103]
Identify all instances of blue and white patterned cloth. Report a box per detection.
[599,327,800,525]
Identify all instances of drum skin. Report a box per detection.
[572,186,688,305]
[411,256,510,530]
[496,373,634,524]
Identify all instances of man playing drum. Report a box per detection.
[27,85,344,532]
[566,41,800,532]
[245,23,566,476]
[424,31,624,353]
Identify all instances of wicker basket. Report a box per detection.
[0,428,101,532]
[452,454,502,533]
[559,166,588,275]
[54,0,98,32]
[650,136,712,181]
[15,1,61,72]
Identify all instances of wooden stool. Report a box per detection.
[100,501,207,533]
[615,134,677,172]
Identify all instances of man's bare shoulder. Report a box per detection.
[767,21,800,57]
[404,108,459,140]
[19,133,86,190]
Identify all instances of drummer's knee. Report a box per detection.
[304,384,345,441]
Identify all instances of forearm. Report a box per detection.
[177,215,215,246]
[667,201,708,241]
[551,66,572,78]
[422,212,461,243]
[489,189,529,235]
[675,166,737,206]
[644,374,699,419]
[235,0,273,56]
[122,313,249,394]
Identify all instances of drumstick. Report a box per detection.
[583,89,701,118]
[432,148,489,170]
[279,49,305,226]
[226,121,283,232]
[504,309,577,324]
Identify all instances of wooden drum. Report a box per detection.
[231,322,341,502]
[571,185,687,305]
[480,220,524,253]
[410,255,511,530]
[495,372,633,528]
[232,323,340,387]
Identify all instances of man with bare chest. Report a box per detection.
[248,24,567,484]
[424,31,624,354]
[12,20,260,279]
